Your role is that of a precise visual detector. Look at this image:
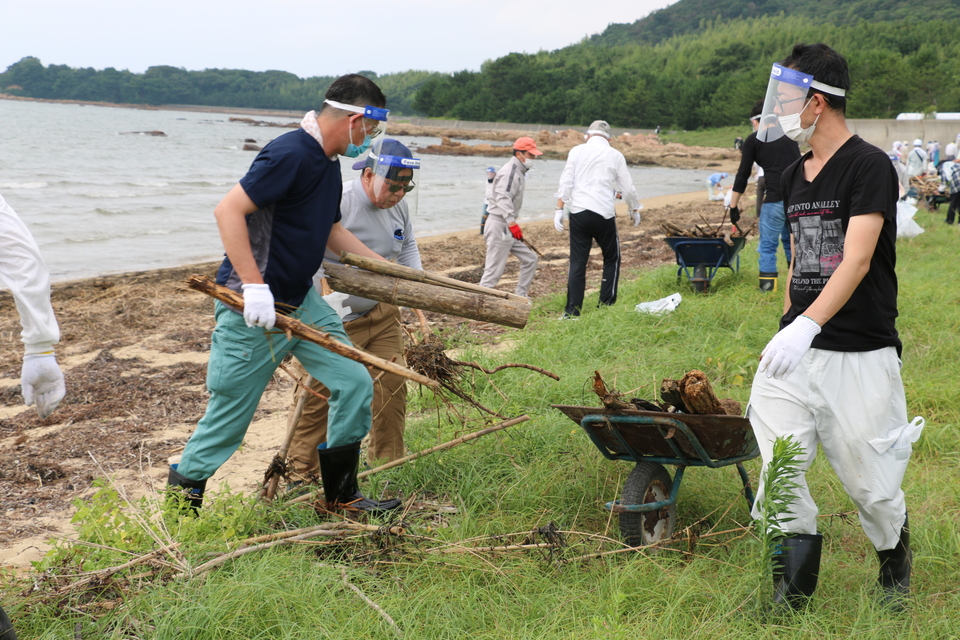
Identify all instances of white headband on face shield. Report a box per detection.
[810,79,846,97]
[323,99,389,121]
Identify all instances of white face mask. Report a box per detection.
[778,98,820,143]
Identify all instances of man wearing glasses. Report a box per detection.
[167,74,403,514]
[478,137,542,297]
[287,139,423,480]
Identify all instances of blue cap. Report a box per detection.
[352,139,412,170]
[486,166,496,172]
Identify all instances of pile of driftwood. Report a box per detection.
[593,369,742,416]
[660,208,757,241]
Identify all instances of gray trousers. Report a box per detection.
[478,214,538,297]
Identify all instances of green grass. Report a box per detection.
[4,206,960,638]
[660,125,753,149]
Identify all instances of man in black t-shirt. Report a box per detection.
[728,100,801,291]
[749,43,917,611]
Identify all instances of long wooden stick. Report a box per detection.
[339,251,529,302]
[261,372,312,500]
[287,414,531,504]
[186,274,439,389]
[521,237,544,258]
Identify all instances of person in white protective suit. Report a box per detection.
[0,193,66,420]
[751,43,918,611]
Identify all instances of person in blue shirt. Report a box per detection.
[167,74,401,514]
[706,171,728,200]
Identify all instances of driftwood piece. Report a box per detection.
[185,274,439,388]
[339,251,528,302]
[678,369,725,415]
[719,398,743,416]
[660,378,688,413]
[323,262,530,329]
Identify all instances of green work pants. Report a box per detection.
[176,289,372,481]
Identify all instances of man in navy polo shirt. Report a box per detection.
[168,74,401,514]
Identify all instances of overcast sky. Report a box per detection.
[2,0,677,78]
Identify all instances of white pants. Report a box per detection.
[478,215,538,297]
[748,347,916,551]
[706,180,724,201]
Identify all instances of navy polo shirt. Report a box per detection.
[216,128,342,308]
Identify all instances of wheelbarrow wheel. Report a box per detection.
[692,264,708,293]
[619,461,676,550]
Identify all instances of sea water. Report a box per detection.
[0,99,713,282]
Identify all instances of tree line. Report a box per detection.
[0,57,438,116]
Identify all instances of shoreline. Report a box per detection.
[43,189,712,287]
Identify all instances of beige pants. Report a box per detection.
[288,302,407,479]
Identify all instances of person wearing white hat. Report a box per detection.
[554,120,641,318]
[706,171,728,200]
[906,139,927,177]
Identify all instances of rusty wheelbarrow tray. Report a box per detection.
[552,405,759,548]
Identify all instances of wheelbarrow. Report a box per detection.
[552,405,759,548]
[664,236,747,293]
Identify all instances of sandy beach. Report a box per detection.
[0,167,755,570]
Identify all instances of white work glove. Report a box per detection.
[630,209,642,226]
[240,283,276,330]
[758,315,821,380]
[21,353,66,419]
[553,209,565,232]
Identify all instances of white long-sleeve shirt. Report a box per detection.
[554,136,640,219]
[0,194,60,354]
[315,178,421,322]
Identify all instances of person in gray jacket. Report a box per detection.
[288,139,422,476]
[478,137,541,297]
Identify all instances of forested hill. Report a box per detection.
[596,0,960,46]
[4,1,959,128]
[412,15,960,129]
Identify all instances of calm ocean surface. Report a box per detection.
[1,99,712,282]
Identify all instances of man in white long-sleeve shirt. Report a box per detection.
[554,120,642,318]
[288,139,422,474]
[0,193,65,419]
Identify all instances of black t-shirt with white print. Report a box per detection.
[780,135,901,353]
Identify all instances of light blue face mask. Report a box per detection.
[343,119,372,158]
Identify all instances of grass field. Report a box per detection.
[3,204,959,639]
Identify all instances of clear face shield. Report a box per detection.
[362,138,420,217]
[323,98,389,157]
[757,63,846,143]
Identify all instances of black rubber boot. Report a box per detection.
[772,533,823,610]
[877,515,911,610]
[318,441,402,514]
[0,604,18,640]
[167,464,206,513]
[759,271,778,292]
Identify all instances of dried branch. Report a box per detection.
[449,359,560,381]
[340,568,403,637]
